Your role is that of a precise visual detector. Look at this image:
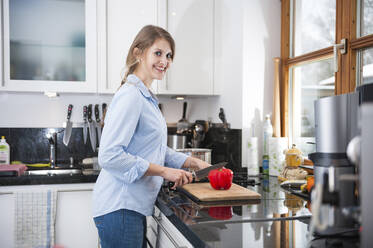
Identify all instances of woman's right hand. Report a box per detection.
[161,167,193,189]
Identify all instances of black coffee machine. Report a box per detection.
[309,83,373,235]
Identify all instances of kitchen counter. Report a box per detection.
[0,173,98,186]
[154,175,359,248]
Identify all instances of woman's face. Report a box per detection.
[137,38,173,84]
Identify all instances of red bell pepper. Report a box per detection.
[208,206,233,220]
[208,168,233,190]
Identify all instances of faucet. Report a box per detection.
[47,132,57,169]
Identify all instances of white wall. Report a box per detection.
[0,0,281,166]
[241,0,281,166]
[0,92,113,128]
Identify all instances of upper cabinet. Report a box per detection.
[0,0,217,95]
[100,0,217,96]
[98,0,158,94]
[1,0,97,93]
[155,0,215,95]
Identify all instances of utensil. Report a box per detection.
[168,161,227,189]
[176,148,211,163]
[83,106,88,144]
[177,102,190,134]
[102,103,107,127]
[94,104,102,144]
[63,104,73,146]
[192,161,228,181]
[167,134,188,149]
[87,104,97,152]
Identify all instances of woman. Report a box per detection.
[92,25,210,248]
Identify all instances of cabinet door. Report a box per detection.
[152,206,193,248]
[157,0,214,95]
[0,193,15,248]
[98,0,158,94]
[55,190,99,248]
[1,0,97,93]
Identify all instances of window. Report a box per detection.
[281,0,373,153]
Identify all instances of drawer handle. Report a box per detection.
[153,215,188,248]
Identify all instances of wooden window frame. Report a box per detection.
[280,0,373,137]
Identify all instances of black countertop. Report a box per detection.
[155,176,359,248]
[0,172,359,247]
[0,173,98,186]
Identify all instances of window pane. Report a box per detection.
[293,0,336,57]
[362,47,373,84]
[361,0,373,36]
[9,0,86,81]
[290,58,335,155]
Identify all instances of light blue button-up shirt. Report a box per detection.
[92,74,188,217]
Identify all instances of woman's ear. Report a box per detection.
[133,47,142,60]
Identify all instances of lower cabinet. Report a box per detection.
[55,189,99,248]
[0,184,98,248]
[146,206,193,248]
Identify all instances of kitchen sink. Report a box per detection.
[23,169,82,176]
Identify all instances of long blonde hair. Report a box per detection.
[120,25,175,86]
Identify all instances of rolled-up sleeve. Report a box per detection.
[98,86,149,184]
[164,147,189,169]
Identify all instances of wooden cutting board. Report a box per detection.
[180,183,261,202]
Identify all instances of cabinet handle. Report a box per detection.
[152,215,187,248]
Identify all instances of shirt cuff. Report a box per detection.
[134,156,150,179]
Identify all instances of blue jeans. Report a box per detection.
[94,209,147,248]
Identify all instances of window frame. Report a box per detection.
[280,0,373,137]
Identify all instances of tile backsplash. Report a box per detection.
[0,127,242,171]
[0,128,97,165]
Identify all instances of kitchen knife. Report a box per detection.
[87,104,97,152]
[168,162,228,189]
[63,104,73,146]
[94,104,102,144]
[192,161,228,181]
[102,103,107,124]
[83,106,88,144]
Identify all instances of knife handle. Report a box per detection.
[67,104,73,120]
[83,106,87,121]
[102,103,107,113]
[94,104,100,122]
[87,104,92,122]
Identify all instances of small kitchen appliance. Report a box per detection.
[310,83,373,236]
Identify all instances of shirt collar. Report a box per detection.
[127,74,159,105]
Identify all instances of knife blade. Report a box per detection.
[192,161,228,180]
[63,104,73,146]
[87,104,97,152]
[94,104,102,144]
[83,106,88,144]
[168,161,229,189]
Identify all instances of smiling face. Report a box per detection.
[134,38,173,87]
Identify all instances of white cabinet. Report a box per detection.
[98,0,216,96]
[0,193,14,248]
[55,189,99,248]
[98,0,158,94]
[155,0,215,95]
[0,184,98,248]
[1,0,97,93]
[146,206,193,248]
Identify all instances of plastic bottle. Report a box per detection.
[0,136,10,165]
[262,115,273,175]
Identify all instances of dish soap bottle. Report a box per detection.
[0,136,10,165]
[262,115,273,174]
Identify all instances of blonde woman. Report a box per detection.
[92,25,210,248]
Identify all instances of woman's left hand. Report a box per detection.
[184,157,211,171]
